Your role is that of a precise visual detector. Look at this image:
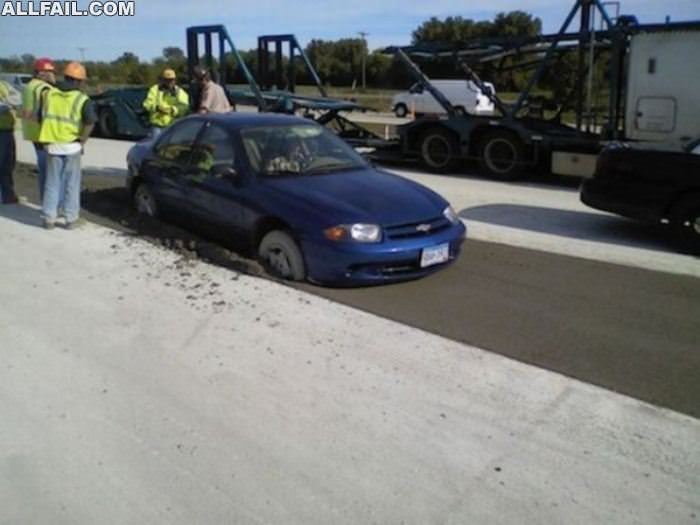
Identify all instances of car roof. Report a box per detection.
[192,112,319,131]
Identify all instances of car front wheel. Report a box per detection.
[671,196,700,254]
[258,230,306,281]
[133,182,159,217]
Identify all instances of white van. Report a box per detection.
[392,79,496,118]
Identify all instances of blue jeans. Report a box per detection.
[43,153,82,223]
[34,143,48,202]
[0,130,16,202]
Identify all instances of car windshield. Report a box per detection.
[239,124,368,177]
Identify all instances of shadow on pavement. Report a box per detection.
[459,203,680,253]
[0,202,44,228]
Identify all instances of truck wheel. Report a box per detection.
[419,127,460,173]
[98,108,118,138]
[258,230,306,281]
[133,183,159,218]
[478,131,525,180]
[394,103,408,118]
[670,196,700,254]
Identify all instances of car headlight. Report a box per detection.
[443,205,460,225]
[324,223,382,243]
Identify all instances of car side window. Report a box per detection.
[190,124,235,178]
[155,120,204,164]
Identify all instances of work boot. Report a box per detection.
[43,219,56,230]
[64,218,84,230]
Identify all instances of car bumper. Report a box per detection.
[580,179,668,223]
[301,221,466,286]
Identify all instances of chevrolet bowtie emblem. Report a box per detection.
[416,224,432,232]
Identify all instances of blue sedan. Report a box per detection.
[126,113,466,285]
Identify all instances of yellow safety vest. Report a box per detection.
[142,84,190,128]
[22,78,53,141]
[0,81,16,132]
[38,89,89,144]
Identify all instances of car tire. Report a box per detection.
[98,108,118,138]
[133,182,159,218]
[419,127,460,173]
[394,103,408,118]
[670,196,700,254]
[258,230,306,281]
[478,131,526,181]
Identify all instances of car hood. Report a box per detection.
[259,167,448,226]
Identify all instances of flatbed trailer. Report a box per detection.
[370,0,700,179]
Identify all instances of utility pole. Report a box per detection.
[78,47,87,61]
[357,31,368,90]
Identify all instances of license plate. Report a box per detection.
[420,243,449,268]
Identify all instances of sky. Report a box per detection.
[0,0,699,62]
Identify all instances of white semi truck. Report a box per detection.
[625,30,700,146]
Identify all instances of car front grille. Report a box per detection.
[349,259,421,276]
[384,216,451,240]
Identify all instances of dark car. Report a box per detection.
[126,113,466,285]
[580,139,700,254]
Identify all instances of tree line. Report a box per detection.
[0,11,591,95]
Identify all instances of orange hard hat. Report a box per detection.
[64,61,87,81]
[34,57,55,72]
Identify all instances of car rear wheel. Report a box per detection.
[394,103,408,118]
[419,127,460,173]
[670,196,700,254]
[478,131,525,180]
[258,230,306,281]
[133,183,159,218]
[98,108,118,138]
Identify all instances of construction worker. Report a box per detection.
[38,61,97,229]
[193,66,232,114]
[22,57,56,202]
[142,68,189,137]
[0,77,18,203]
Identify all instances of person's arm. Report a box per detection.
[198,84,211,114]
[80,100,98,145]
[173,87,190,117]
[142,85,159,113]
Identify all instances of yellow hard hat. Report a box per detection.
[64,61,87,81]
[162,68,176,80]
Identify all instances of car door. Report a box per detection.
[140,119,206,214]
[181,122,246,240]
